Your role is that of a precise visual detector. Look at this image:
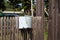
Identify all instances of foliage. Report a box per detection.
[8,0,31,11]
[0,0,31,13]
[22,0,31,10]
[44,0,49,17]
[45,0,48,9]
[9,0,21,5]
[0,0,6,11]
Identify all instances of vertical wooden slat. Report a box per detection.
[6,17,10,40]
[11,17,13,40]
[56,0,60,39]
[17,17,19,40]
[48,0,55,40]
[10,17,12,40]
[2,17,4,40]
[27,29,32,40]
[32,17,44,40]
[13,17,15,40]
[14,17,16,40]
[32,0,44,40]
[27,30,30,40]
[17,17,20,40]
[1,17,3,40]
[15,17,19,40]
[11,17,14,40]
[8,17,10,40]
[20,30,24,40]
[48,0,58,40]
[21,30,24,40]
[4,17,6,40]
[0,17,1,40]
[56,0,60,40]
[23,29,26,40]
[0,17,3,40]
[0,17,20,40]
[36,0,44,16]
[11,17,16,40]
[6,17,8,40]
[5,17,7,40]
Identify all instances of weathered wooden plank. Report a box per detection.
[48,0,58,40]
[0,16,43,40]
[4,17,6,40]
[12,17,14,40]
[0,17,3,40]
[33,0,44,40]
[0,17,21,40]
[10,17,12,40]
[11,17,14,40]
[27,30,30,40]
[21,30,24,40]
[36,0,44,16]
[48,0,55,40]
[1,17,3,40]
[14,17,17,40]
[2,17,4,40]
[0,17,1,40]
[35,0,44,40]
[32,17,44,40]
[8,17,11,40]
[15,17,18,40]
[56,0,60,40]
[6,17,11,40]
[6,17,8,40]
[27,29,32,40]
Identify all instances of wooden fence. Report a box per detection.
[48,0,60,40]
[0,0,44,40]
[0,17,18,40]
[0,17,33,40]
[0,0,60,40]
[0,16,44,40]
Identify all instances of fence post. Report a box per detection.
[56,0,60,40]
[32,0,44,40]
[48,0,59,40]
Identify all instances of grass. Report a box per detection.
[44,32,48,40]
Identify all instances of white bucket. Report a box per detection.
[18,16,32,29]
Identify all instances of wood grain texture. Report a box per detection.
[48,0,58,40]
[36,0,44,16]
[0,16,44,40]
[32,17,44,40]
[56,0,60,40]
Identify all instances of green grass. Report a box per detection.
[44,32,48,40]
